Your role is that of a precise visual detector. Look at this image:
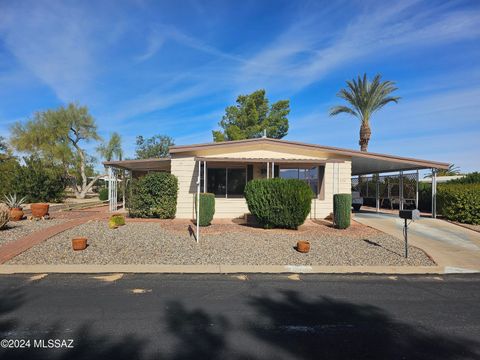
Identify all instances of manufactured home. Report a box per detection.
[104,138,449,219]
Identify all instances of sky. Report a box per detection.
[0,0,479,172]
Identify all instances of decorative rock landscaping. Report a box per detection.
[7,219,435,266]
[0,218,67,246]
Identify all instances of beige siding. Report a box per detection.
[171,146,352,220]
[171,155,197,219]
[310,161,351,219]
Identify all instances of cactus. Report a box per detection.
[0,203,10,229]
[333,193,352,229]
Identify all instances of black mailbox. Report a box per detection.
[399,209,420,221]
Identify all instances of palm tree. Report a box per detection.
[426,164,461,177]
[97,132,123,161]
[330,73,400,152]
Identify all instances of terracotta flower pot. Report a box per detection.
[296,240,310,253]
[31,203,49,218]
[10,208,24,221]
[72,237,88,251]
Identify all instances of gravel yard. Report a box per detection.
[8,219,435,266]
[0,218,68,246]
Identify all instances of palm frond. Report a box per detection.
[329,106,358,117]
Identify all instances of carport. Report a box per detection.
[349,152,449,218]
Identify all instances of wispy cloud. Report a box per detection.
[0,2,100,103]
[136,24,246,63]
[236,1,480,93]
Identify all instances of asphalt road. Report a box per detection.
[0,273,479,360]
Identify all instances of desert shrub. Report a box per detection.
[14,156,66,203]
[195,193,215,226]
[0,158,21,199]
[99,188,108,201]
[0,203,9,229]
[333,193,351,229]
[129,172,178,218]
[109,214,126,228]
[244,178,313,229]
[437,183,480,225]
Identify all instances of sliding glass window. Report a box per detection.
[279,166,321,197]
[207,167,246,197]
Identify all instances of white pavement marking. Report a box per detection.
[92,273,124,282]
[234,275,248,281]
[388,276,398,280]
[288,274,301,281]
[29,274,48,281]
[130,288,152,294]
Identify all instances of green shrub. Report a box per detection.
[195,193,215,226]
[0,158,21,199]
[244,178,313,229]
[447,172,480,185]
[14,156,66,203]
[128,172,178,218]
[333,193,351,229]
[109,214,126,228]
[437,183,480,225]
[99,188,108,201]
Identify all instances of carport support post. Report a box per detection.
[432,168,437,219]
[196,160,201,243]
[416,170,419,209]
[399,171,404,211]
[203,161,207,192]
[376,174,380,213]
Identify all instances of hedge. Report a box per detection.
[99,188,108,201]
[333,193,351,229]
[437,183,480,225]
[244,178,313,229]
[128,172,178,218]
[196,193,215,226]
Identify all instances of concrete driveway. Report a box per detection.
[354,211,480,273]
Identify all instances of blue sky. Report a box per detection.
[0,0,479,172]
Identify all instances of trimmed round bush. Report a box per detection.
[333,193,351,229]
[244,178,313,229]
[128,172,178,219]
[99,188,108,201]
[109,214,126,228]
[196,193,215,226]
[437,183,480,225]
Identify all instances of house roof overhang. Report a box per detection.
[103,158,171,171]
[171,138,449,175]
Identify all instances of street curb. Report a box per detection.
[1,264,478,275]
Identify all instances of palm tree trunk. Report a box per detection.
[359,119,371,152]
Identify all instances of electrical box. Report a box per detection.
[399,209,420,221]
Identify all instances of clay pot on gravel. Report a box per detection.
[31,203,49,218]
[10,208,24,221]
[296,240,310,253]
[72,237,88,251]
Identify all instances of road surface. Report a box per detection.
[0,273,479,359]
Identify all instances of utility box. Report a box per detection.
[399,209,420,221]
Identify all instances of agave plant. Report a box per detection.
[4,193,27,209]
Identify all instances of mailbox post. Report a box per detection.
[399,209,420,258]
